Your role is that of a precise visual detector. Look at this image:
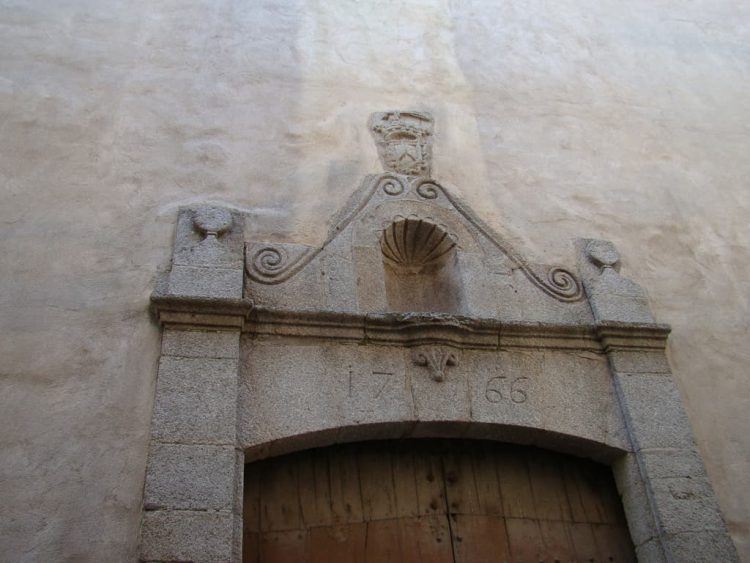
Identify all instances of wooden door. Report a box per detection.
[243,440,635,563]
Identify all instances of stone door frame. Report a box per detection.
[138,175,738,561]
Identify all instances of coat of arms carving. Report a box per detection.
[370,110,433,177]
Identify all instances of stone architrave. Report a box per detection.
[141,115,739,562]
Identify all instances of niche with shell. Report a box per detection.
[380,216,464,313]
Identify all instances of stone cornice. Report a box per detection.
[151,294,670,352]
[595,321,672,352]
[150,293,254,330]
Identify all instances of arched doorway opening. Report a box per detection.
[243,440,635,562]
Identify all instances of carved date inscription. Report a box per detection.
[348,364,403,400]
[485,376,529,404]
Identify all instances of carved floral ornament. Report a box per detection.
[411,346,459,382]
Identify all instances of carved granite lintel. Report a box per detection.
[411,346,460,382]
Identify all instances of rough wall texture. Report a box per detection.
[0,1,748,560]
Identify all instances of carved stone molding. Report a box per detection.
[245,173,582,303]
[411,346,460,382]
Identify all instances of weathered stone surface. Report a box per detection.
[466,350,628,451]
[161,328,240,359]
[143,443,237,511]
[140,510,235,562]
[608,349,672,375]
[614,373,695,450]
[152,356,238,444]
[239,341,629,455]
[665,530,740,562]
[167,264,244,299]
[650,475,727,533]
[639,447,709,480]
[352,245,388,311]
[238,341,414,449]
[635,539,666,562]
[613,448,738,559]
[612,453,659,547]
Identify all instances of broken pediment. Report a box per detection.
[241,111,590,324]
[244,180,588,324]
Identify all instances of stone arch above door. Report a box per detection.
[140,112,739,562]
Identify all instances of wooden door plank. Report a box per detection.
[309,523,367,563]
[398,515,454,563]
[358,446,396,521]
[473,444,503,516]
[506,517,544,562]
[495,450,536,519]
[443,447,481,516]
[242,531,259,563]
[450,514,511,563]
[528,451,572,522]
[592,523,637,563]
[567,521,603,561]
[538,519,576,561]
[363,518,403,562]
[392,447,420,518]
[414,451,445,516]
[243,463,261,532]
[567,461,610,524]
[328,447,364,524]
[561,460,590,523]
[259,456,301,532]
[259,529,309,563]
[297,449,330,528]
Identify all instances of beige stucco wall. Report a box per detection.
[1,1,748,560]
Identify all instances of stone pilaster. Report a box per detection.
[579,239,739,562]
[140,206,248,562]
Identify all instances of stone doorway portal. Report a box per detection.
[140,113,739,561]
[242,440,635,562]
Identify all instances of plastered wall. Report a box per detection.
[1,1,748,560]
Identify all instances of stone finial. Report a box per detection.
[370,111,433,177]
[193,206,233,240]
[577,238,655,324]
[585,239,621,272]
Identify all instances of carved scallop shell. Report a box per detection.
[380,217,456,269]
